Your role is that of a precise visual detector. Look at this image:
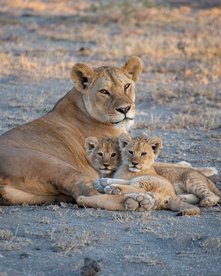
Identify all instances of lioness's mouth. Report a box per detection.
[113,117,134,125]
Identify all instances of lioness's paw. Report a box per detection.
[124,193,157,212]
[104,185,122,195]
[94,178,111,193]
[200,195,220,208]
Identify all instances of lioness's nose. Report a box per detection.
[116,105,131,115]
[132,161,138,166]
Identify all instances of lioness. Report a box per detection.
[94,134,220,215]
[0,56,156,210]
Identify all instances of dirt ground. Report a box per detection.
[0,1,221,275]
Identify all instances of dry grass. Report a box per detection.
[112,212,133,223]
[1,0,91,15]
[52,229,97,255]
[200,237,221,249]
[0,230,14,241]
[0,52,74,81]
[124,253,165,266]
[0,228,32,251]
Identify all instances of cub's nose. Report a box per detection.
[132,161,138,166]
[104,162,110,167]
[116,105,131,115]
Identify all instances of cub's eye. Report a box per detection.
[97,152,103,157]
[124,83,131,90]
[141,152,147,156]
[128,150,133,155]
[111,153,117,157]
[99,89,110,96]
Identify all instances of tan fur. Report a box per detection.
[95,134,220,215]
[0,57,150,211]
[85,136,121,178]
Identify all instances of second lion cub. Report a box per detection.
[94,134,220,215]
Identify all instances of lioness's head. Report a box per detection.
[85,136,121,176]
[118,134,163,172]
[71,56,142,129]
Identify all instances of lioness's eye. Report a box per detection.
[141,152,147,156]
[98,152,103,156]
[124,83,131,90]
[128,150,133,155]
[99,89,110,96]
[111,153,116,157]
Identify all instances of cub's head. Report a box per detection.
[118,134,163,172]
[71,56,142,129]
[85,136,121,176]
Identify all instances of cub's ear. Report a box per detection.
[121,56,143,82]
[118,133,131,149]
[149,137,163,158]
[84,137,98,153]
[71,63,95,92]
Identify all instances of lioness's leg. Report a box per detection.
[184,172,220,207]
[0,148,99,205]
[77,193,158,212]
[0,185,74,205]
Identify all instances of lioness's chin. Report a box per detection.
[128,167,141,172]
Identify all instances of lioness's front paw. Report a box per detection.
[124,193,157,212]
[94,178,111,193]
[104,185,122,195]
[200,195,220,208]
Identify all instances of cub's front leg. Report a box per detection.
[94,178,129,193]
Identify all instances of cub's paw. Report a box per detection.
[176,207,200,216]
[94,178,111,193]
[76,195,86,206]
[124,193,157,212]
[202,167,218,176]
[178,161,192,168]
[104,184,122,195]
[200,195,220,208]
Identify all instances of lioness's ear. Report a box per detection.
[149,137,163,158]
[121,56,143,82]
[118,133,131,149]
[84,137,98,152]
[71,63,95,92]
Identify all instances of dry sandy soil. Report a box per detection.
[0,0,221,275]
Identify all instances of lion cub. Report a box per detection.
[85,136,121,178]
[95,134,220,215]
